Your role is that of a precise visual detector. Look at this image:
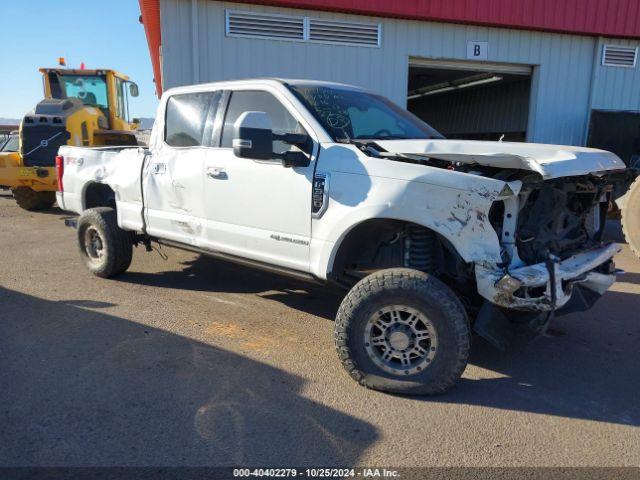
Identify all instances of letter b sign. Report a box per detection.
[467,41,488,60]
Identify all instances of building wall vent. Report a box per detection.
[225,10,381,47]
[308,19,381,47]
[225,10,304,41]
[602,45,637,68]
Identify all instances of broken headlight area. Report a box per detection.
[477,172,628,315]
[463,168,627,349]
[515,176,612,265]
[490,174,617,266]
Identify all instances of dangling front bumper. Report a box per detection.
[475,243,620,312]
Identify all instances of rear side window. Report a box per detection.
[165,92,220,147]
[221,90,302,153]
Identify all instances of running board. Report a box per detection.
[154,238,322,285]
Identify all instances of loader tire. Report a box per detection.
[77,207,133,278]
[622,175,640,260]
[12,188,55,211]
[334,268,470,395]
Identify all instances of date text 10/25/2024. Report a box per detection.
[233,468,400,478]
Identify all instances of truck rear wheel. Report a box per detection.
[622,176,640,260]
[334,268,470,395]
[77,207,133,278]
[12,187,55,211]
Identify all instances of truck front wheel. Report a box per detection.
[12,188,55,211]
[334,268,470,395]
[77,207,133,278]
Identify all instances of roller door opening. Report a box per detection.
[407,59,533,142]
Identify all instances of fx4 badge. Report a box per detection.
[312,172,330,218]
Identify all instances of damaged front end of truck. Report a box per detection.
[473,172,627,347]
[479,174,621,311]
[370,139,631,348]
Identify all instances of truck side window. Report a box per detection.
[221,90,302,154]
[165,92,220,147]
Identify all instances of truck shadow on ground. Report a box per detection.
[118,254,640,427]
[118,254,345,321]
[40,206,68,216]
[0,286,377,466]
[619,271,640,284]
[429,292,640,427]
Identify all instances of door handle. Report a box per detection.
[206,167,227,179]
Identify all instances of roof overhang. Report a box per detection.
[227,0,640,39]
[139,0,162,97]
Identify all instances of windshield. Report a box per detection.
[59,75,109,109]
[0,134,18,152]
[288,85,443,141]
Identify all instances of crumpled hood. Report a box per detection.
[374,139,626,179]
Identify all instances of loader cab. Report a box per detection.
[40,68,139,132]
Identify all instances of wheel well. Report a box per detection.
[331,219,473,290]
[84,183,116,210]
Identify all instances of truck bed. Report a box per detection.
[56,145,146,231]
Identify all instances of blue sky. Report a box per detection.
[0,0,158,120]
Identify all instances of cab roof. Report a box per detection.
[162,77,365,97]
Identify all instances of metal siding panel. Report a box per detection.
[161,0,195,89]
[163,1,612,146]
[516,31,595,146]
[591,37,640,112]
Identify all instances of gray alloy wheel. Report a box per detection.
[363,305,438,376]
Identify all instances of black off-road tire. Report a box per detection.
[334,268,470,395]
[622,176,640,260]
[12,188,55,211]
[77,207,133,278]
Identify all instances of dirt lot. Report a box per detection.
[1,192,639,468]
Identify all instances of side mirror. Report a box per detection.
[129,82,139,97]
[132,118,141,124]
[233,111,312,168]
[233,111,274,160]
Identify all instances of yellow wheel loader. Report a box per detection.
[0,68,141,210]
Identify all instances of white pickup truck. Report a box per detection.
[56,78,628,395]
